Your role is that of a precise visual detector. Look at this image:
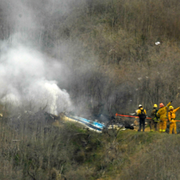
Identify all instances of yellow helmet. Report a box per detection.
[153,104,158,108]
[169,106,174,110]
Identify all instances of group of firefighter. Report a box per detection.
[137,101,180,134]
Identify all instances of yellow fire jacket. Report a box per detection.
[137,108,147,115]
[168,107,180,122]
[156,102,171,120]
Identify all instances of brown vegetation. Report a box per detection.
[1,113,179,180]
[0,112,129,180]
[1,0,180,116]
[1,0,180,179]
[45,0,180,116]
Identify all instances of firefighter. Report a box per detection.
[156,102,171,133]
[150,104,159,131]
[137,104,147,132]
[168,106,180,134]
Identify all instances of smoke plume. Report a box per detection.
[0,0,73,115]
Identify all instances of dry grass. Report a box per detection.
[118,134,180,180]
[0,111,180,180]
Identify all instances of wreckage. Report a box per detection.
[61,113,135,133]
[4,110,136,133]
[3,108,179,134]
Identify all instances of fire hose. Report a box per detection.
[115,113,180,122]
[115,113,152,119]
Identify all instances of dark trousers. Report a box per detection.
[149,119,159,131]
[149,119,154,130]
[154,122,158,131]
[138,118,145,132]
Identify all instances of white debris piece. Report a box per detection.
[155,41,160,45]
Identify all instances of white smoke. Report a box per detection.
[0,0,74,115]
[25,79,71,115]
[0,36,71,115]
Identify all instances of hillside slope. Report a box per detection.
[1,0,180,116]
[0,114,180,180]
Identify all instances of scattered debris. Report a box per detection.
[155,41,160,45]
